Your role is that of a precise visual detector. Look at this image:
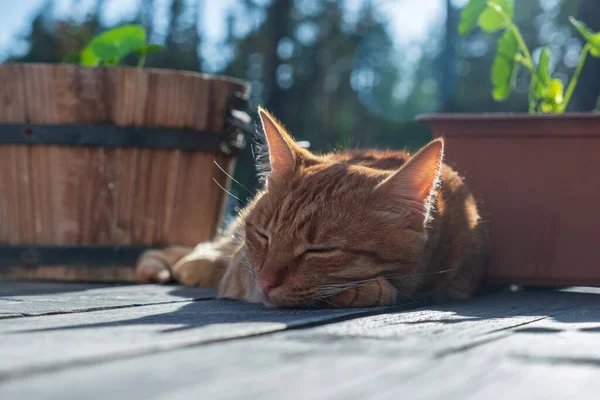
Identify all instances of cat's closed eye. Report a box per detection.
[247,225,269,246]
[303,248,339,256]
[256,231,269,242]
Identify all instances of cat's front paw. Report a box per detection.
[171,243,227,287]
[329,278,398,308]
[171,257,217,286]
[136,246,192,284]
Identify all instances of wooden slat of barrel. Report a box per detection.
[0,64,250,281]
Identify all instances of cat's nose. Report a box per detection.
[259,277,282,296]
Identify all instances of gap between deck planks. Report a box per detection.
[1,284,600,400]
[0,282,217,317]
[0,282,407,379]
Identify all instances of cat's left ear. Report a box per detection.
[374,139,444,216]
[257,107,301,183]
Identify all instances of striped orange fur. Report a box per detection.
[136,108,489,308]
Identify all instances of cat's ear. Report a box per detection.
[374,139,444,216]
[258,107,298,182]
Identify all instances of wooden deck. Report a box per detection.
[1,282,599,399]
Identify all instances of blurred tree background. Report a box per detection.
[2,0,599,206]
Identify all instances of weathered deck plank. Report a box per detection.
[1,287,599,400]
[0,282,216,316]
[0,295,382,377]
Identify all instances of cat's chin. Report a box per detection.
[261,299,278,308]
[261,296,318,309]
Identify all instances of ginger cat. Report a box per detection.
[137,108,489,308]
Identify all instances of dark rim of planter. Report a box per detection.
[416,112,600,122]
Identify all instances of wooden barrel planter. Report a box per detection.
[0,63,251,282]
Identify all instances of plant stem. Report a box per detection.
[513,55,536,111]
[489,1,537,112]
[527,77,537,113]
[508,24,537,111]
[488,2,534,70]
[560,44,590,113]
[510,26,533,70]
[137,54,146,68]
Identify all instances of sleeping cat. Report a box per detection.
[136,108,489,308]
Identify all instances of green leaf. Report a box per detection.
[134,44,164,56]
[80,46,100,66]
[87,24,147,61]
[479,0,514,33]
[534,47,551,97]
[491,29,520,101]
[536,47,551,84]
[459,0,488,36]
[570,17,600,57]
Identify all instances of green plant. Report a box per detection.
[459,0,600,113]
[65,25,163,67]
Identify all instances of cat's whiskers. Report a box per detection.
[310,269,454,306]
[378,268,457,281]
[237,255,257,281]
[213,178,242,202]
[213,159,254,195]
[394,289,424,305]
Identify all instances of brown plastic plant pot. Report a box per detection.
[0,63,251,282]
[416,112,600,287]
